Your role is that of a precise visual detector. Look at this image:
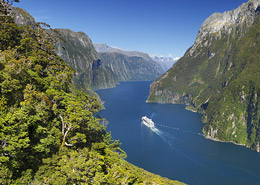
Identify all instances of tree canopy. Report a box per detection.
[0,3,183,184]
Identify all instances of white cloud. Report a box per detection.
[168,53,173,58]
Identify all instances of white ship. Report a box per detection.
[141,116,155,128]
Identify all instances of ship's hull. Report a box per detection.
[142,116,155,128]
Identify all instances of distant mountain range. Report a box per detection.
[12,7,165,91]
[94,43,164,81]
[94,43,152,61]
[151,56,180,72]
[94,43,178,73]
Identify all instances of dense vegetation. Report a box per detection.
[148,13,260,151]
[0,1,184,184]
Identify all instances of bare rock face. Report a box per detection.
[54,29,99,74]
[51,29,118,91]
[189,0,260,56]
[10,7,36,27]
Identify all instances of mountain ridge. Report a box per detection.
[189,0,260,56]
[11,7,118,91]
[95,43,164,81]
[50,29,119,91]
[94,43,179,72]
[0,4,184,184]
[148,0,260,152]
[10,8,164,90]
[151,55,179,72]
[94,43,152,61]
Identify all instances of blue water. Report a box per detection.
[96,81,260,185]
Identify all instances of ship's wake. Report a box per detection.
[151,126,204,167]
[142,119,260,180]
[149,113,203,137]
[151,112,156,119]
[155,123,204,137]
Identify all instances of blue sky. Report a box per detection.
[16,0,248,58]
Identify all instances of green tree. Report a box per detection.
[0,10,106,181]
[0,0,19,16]
[0,3,184,185]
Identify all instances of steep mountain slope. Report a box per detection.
[148,0,260,152]
[11,7,36,27]
[95,44,164,81]
[1,4,184,184]
[51,29,118,90]
[99,52,163,81]
[12,7,118,91]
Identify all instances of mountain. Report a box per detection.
[148,0,260,152]
[50,29,118,91]
[95,43,178,73]
[152,56,180,72]
[1,5,184,184]
[10,7,36,27]
[11,7,118,91]
[94,44,164,81]
[94,43,152,60]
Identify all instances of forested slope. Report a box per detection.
[0,1,184,184]
[148,0,260,152]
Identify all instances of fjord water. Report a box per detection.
[96,81,260,185]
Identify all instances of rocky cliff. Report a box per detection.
[148,0,260,152]
[95,44,164,81]
[12,7,118,91]
[51,29,118,90]
[11,7,36,27]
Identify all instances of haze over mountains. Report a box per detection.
[94,43,179,72]
[151,55,180,72]
[94,43,165,81]
[94,43,152,60]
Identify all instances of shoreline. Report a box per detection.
[146,98,260,153]
[204,136,260,153]
[205,136,248,147]
[185,106,197,113]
